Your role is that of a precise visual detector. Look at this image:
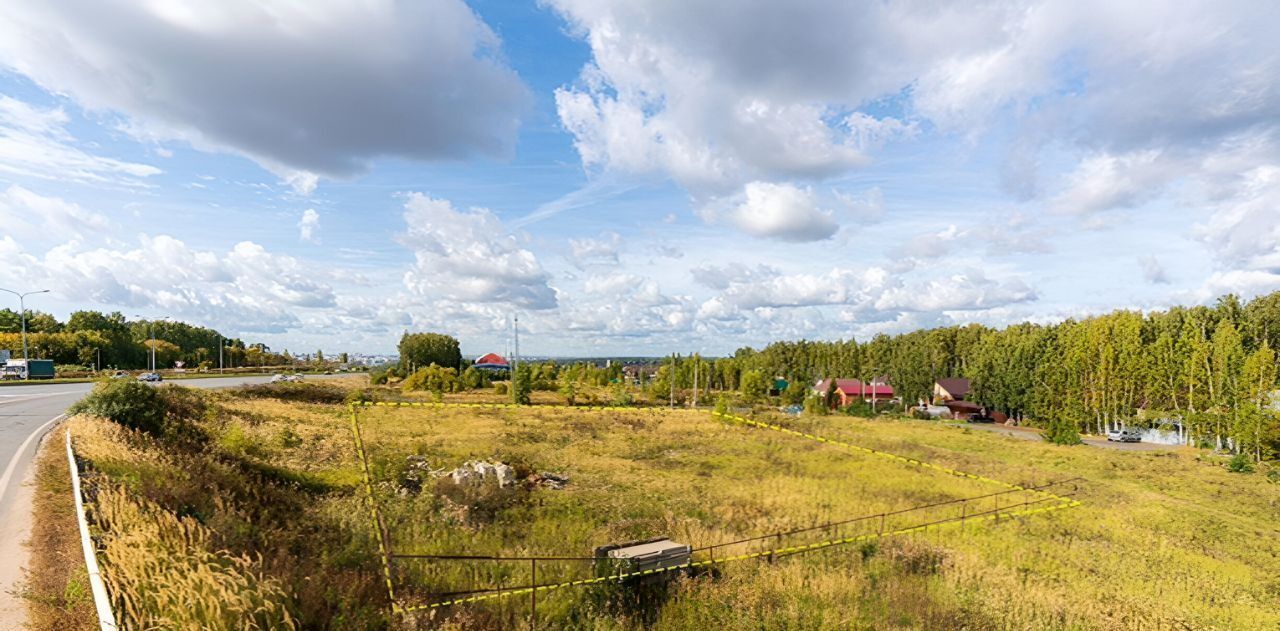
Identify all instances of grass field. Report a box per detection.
[52,381,1280,630]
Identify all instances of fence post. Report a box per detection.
[530,559,537,631]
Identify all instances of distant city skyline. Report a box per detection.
[1,1,1277,355]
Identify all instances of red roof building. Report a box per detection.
[812,378,896,407]
[473,353,509,370]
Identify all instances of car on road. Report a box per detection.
[271,374,304,383]
[111,371,131,379]
[1106,427,1143,442]
[137,372,163,382]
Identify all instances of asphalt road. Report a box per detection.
[0,374,291,627]
[957,421,1182,451]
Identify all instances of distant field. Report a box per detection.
[51,381,1280,630]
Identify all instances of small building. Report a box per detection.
[933,377,971,403]
[473,353,510,371]
[769,377,789,397]
[812,378,895,407]
[942,399,986,420]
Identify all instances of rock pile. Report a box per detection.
[448,460,516,488]
[396,456,571,495]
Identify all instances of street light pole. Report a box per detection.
[134,315,170,372]
[1,287,51,379]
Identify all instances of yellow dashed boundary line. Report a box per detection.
[709,411,1076,504]
[354,400,660,413]
[348,404,400,613]
[399,497,1076,612]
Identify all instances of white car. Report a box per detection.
[137,372,163,382]
[271,374,304,383]
[1106,427,1143,442]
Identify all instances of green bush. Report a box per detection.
[69,379,166,435]
[609,383,633,407]
[231,382,347,405]
[1044,418,1083,445]
[512,367,532,405]
[803,394,828,416]
[493,382,509,396]
[1227,453,1255,473]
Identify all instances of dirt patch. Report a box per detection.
[19,432,96,630]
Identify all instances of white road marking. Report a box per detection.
[0,413,66,507]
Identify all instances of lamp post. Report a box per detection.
[1,287,50,379]
[134,315,170,372]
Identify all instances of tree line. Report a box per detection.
[507,292,1280,459]
[0,309,342,371]
[710,292,1280,461]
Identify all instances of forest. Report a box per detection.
[648,292,1280,461]
[516,291,1280,462]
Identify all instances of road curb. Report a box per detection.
[65,427,118,631]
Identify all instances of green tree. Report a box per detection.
[740,370,769,403]
[397,332,462,372]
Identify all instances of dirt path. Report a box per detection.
[959,422,1181,452]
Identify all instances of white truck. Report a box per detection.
[1,359,56,380]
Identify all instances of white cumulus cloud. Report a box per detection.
[0,0,529,191]
[399,193,556,309]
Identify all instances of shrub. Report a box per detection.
[401,365,460,395]
[1227,453,1255,473]
[512,367,532,405]
[1044,418,1083,445]
[803,394,828,416]
[232,382,347,405]
[559,380,577,405]
[493,382,509,396]
[69,379,165,435]
[714,395,730,415]
[609,383,632,407]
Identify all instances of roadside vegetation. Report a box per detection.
[0,308,354,373]
[20,431,96,631]
[48,375,1280,629]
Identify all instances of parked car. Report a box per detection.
[111,371,131,379]
[965,412,995,423]
[137,372,163,382]
[1107,427,1143,442]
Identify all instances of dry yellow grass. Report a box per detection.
[52,383,1280,629]
[20,428,96,631]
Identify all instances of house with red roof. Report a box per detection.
[473,353,509,371]
[812,378,895,407]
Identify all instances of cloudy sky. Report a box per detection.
[0,0,1277,357]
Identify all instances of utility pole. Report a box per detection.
[669,353,675,409]
[692,353,699,408]
[512,315,520,405]
[1,288,50,377]
[219,336,224,374]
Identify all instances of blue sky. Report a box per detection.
[0,0,1276,357]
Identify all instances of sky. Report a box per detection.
[0,0,1278,358]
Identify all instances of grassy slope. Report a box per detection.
[56,384,1280,630]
